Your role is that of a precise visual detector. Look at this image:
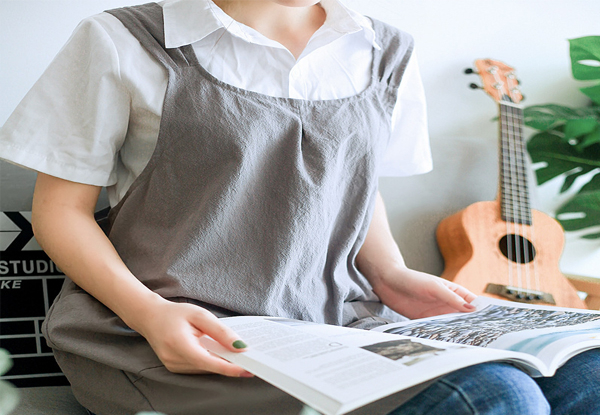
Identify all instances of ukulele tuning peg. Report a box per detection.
[464,68,478,75]
[469,83,483,90]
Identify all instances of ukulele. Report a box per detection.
[436,59,587,309]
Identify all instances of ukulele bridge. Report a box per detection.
[485,283,556,305]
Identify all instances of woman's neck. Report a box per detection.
[212,0,326,59]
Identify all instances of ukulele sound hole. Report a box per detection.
[498,234,536,264]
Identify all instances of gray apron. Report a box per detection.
[42,3,430,414]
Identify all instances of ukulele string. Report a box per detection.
[494,68,522,295]
[509,102,533,293]
[526,150,542,295]
[499,104,514,291]
[508,88,541,294]
[506,74,538,295]
[505,103,523,294]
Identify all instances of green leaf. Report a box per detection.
[569,36,600,81]
[564,118,598,139]
[580,83,600,105]
[582,231,600,239]
[570,36,600,104]
[527,132,600,189]
[523,104,599,132]
[556,190,600,238]
[580,170,600,192]
[523,106,566,131]
[560,172,580,193]
[577,127,600,150]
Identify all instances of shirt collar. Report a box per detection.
[319,0,380,50]
[162,0,380,50]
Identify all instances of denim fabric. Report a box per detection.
[388,349,600,415]
[534,349,600,415]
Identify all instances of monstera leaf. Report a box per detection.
[525,36,600,239]
[527,131,600,239]
[527,131,600,187]
[524,105,600,152]
[557,191,600,239]
[570,36,600,104]
[523,104,600,137]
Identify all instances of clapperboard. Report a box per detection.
[0,212,68,387]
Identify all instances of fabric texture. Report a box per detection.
[99,2,411,324]
[9,387,88,415]
[389,362,551,415]
[533,348,600,415]
[55,348,433,415]
[388,349,600,415]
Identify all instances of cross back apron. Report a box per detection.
[42,3,421,413]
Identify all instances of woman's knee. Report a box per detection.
[391,362,550,415]
[442,362,550,414]
[535,349,600,415]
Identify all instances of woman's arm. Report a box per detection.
[32,173,252,377]
[356,191,476,319]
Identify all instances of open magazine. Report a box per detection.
[198,297,600,415]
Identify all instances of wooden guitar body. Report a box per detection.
[437,200,587,309]
[437,59,589,309]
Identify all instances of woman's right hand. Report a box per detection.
[131,297,254,377]
[31,173,252,378]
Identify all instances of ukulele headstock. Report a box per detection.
[469,59,523,105]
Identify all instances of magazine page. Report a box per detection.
[372,297,600,373]
[199,316,543,415]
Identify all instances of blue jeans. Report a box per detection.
[388,349,600,415]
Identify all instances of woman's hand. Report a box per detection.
[131,297,254,377]
[32,173,252,378]
[356,192,477,320]
[370,267,477,319]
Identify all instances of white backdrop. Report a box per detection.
[1,0,599,277]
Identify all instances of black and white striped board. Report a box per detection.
[0,212,68,387]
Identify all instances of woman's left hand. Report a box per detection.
[371,267,477,319]
[355,191,477,319]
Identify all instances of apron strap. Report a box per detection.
[106,3,198,71]
[371,19,414,91]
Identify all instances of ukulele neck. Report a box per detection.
[498,102,532,226]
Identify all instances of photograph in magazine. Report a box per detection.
[379,298,600,346]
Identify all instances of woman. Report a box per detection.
[1,1,598,414]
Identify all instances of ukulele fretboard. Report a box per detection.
[499,102,532,225]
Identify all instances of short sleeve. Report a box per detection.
[378,50,432,177]
[0,15,131,186]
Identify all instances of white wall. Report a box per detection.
[1,0,599,277]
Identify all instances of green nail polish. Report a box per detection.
[232,340,247,349]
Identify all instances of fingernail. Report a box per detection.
[464,303,476,310]
[240,371,254,378]
[232,340,247,349]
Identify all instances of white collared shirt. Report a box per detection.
[0,0,431,207]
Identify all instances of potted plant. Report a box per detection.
[524,36,600,239]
